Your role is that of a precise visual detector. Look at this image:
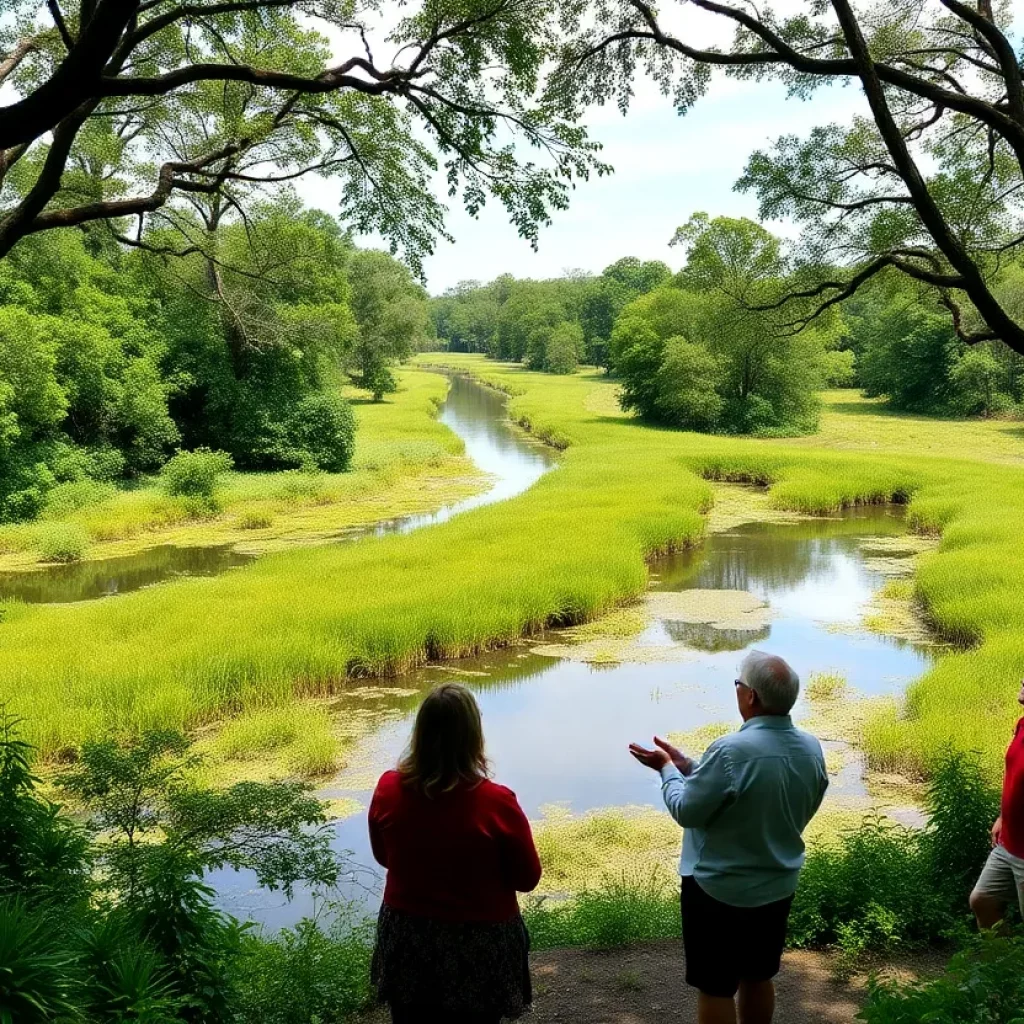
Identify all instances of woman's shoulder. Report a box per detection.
[373,769,403,795]
[477,778,522,807]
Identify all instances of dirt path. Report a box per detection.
[360,941,943,1023]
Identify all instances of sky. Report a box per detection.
[294,6,869,295]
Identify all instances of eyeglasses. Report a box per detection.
[734,678,749,689]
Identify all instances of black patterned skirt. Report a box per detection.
[371,903,532,1019]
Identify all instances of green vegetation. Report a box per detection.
[1,354,1022,782]
[0,369,480,570]
[846,272,1024,417]
[35,523,89,565]
[0,716,369,1024]
[524,753,999,968]
[859,934,1024,1024]
[208,705,342,779]
[430,257,671,370]
[161,448,235,514]
[0,207,436,530]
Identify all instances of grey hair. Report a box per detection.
[739,650,799,715]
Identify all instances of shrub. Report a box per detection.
[287,392,357,473]
[160,448,233,509]
[36,522,89,563]
[949,349,1015,418]
[0,899,84,1023]
[233,914,374,1024]
[858,932,1024,1024]
[238,510,274,530]
[41,479,114,519]
[823,348,857,387]
[523,870,680,950]
[543,322,585,375]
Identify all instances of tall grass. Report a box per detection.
[1,354,1023,778]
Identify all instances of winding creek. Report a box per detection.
[204,374,936,931]
[0,375,556,604]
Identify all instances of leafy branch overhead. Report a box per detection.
[552,0,1024,354]
[0,0,608,272]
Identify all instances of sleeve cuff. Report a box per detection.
[659,763,684,783]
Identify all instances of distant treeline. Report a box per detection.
[0,198,431,522]
[430,214,1024,435]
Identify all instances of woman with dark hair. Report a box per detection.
[368,683,541,1023]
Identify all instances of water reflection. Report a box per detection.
[211,507,934,930]
[0,545,255,604]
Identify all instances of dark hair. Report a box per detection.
[398,684,490,798]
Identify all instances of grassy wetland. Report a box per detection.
[1,353,1022,784]
[0,370,484,571]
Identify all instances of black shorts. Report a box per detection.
[680,876,794,999]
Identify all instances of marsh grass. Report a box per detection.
[806,670,848,702]
[3,355,1024,778]
[35,523,89,563]
[209,705,341,779]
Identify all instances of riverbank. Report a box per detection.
[0,370,485,572]
[1,356,1021,781]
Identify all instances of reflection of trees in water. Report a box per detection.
[662,619,771,653]
[654,512,907,596]
[0,545,254,604]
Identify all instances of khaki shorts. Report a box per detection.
[973,844,1024,920]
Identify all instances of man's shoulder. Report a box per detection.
[716,723,824,761]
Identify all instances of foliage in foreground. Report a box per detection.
[858,933,1024,1024]
[0,714,370,1024]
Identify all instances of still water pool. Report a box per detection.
[211,507,933,930]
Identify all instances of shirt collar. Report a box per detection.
[740,715,794,732]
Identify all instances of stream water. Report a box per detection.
[205,377,935,932]
[0,375,555,604]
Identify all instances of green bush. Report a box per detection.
[41,479,115,519]
[233,914,374,1024]
[287,392,357,473]
[160,448,234,508]
[859,932,1024,1024]
[523,870,680,950]
[238,510,274,530]
[790,750,999,972]
[36,522,89,563]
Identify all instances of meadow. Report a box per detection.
[0,371,482,569]
[0,354,1021,783]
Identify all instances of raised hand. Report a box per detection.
[628,742,670,771]
[654,736,694,776]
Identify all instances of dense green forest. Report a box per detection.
[431,214,1024,436]
[0,200,430,523]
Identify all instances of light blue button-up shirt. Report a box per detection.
[658,715,828,908]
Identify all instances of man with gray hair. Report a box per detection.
[630,651,828,1024]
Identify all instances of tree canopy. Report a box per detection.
[0,0,604,271]
[553,0,1024,355]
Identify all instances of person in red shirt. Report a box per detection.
[368,683,541,1023]
[969,677,1024,929]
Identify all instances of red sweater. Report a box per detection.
[368,770,542,923]
[1001,719,1024,858]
